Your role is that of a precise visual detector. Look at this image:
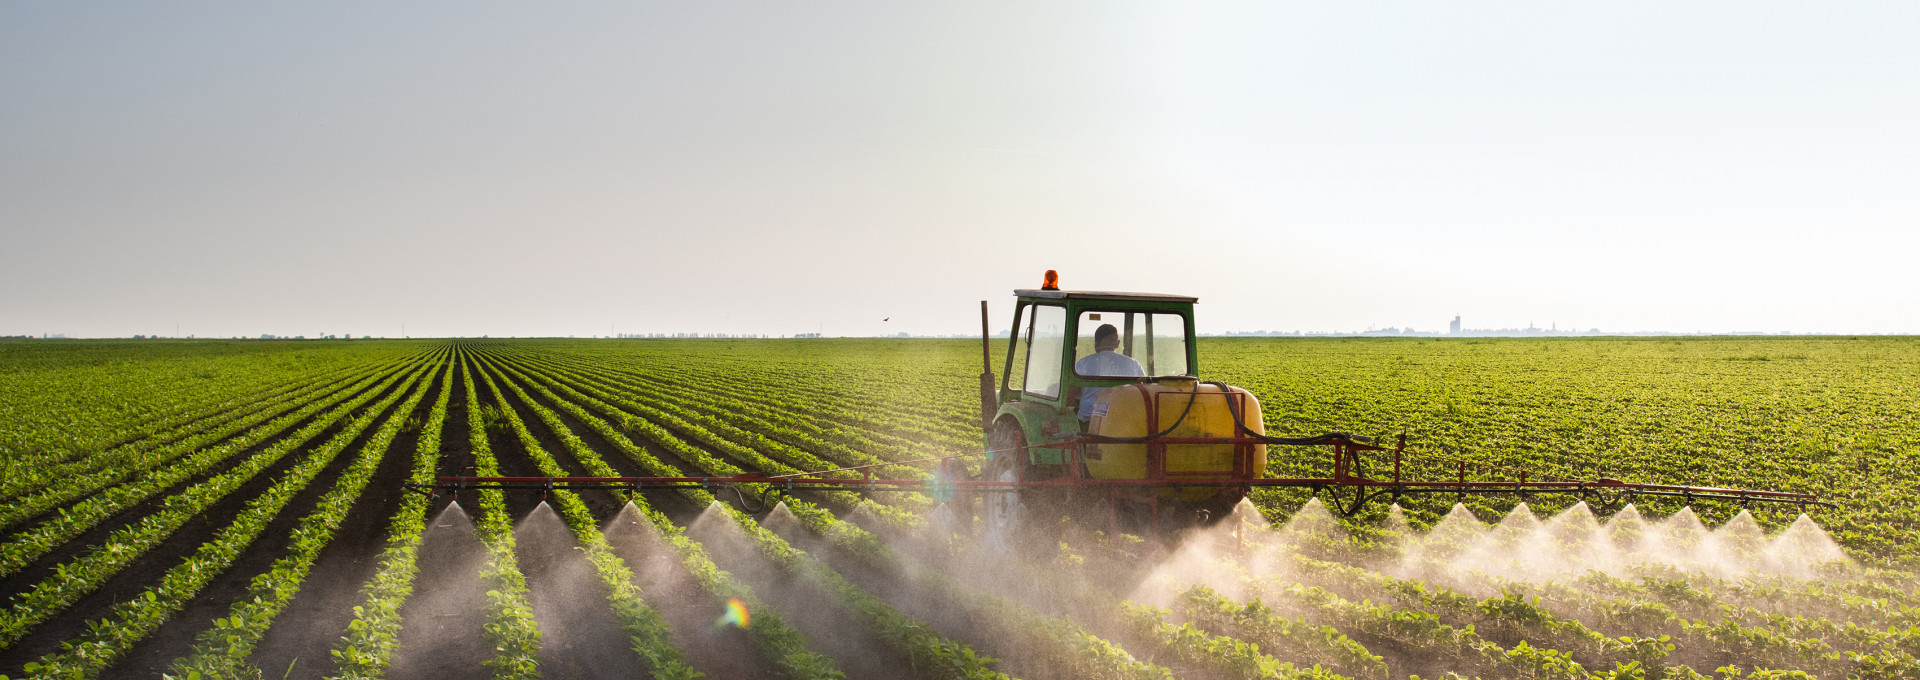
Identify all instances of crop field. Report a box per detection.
[1,336,1917,680]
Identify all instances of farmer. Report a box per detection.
[1075,323,1144,423]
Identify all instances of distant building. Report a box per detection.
[1449,315,1462,335]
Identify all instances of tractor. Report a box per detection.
[972,271,1274,551]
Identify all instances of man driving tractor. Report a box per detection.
[1074,323,1144,424]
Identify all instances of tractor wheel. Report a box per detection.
[980,420,1031,554]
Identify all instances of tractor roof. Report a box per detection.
[1014,289,1198,303]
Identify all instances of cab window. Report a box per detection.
[1073,310,1189,378]
[1022,305,1067,398]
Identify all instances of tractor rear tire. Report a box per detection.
[983,416,1059,557]
[980,420,1029,554]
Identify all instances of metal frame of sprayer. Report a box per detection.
[405,428,1831,518]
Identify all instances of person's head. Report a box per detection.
[1094,324,1120,352]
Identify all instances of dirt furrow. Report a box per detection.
[474,365,644,679]
[106,370,433,677]
[485,357,787,679]
[247,362,448,680]
[385,370,491,680]
[0,367,409,607]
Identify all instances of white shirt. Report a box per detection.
[1074,350,1145,421]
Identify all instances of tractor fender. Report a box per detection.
[990,401,1067,464]
[990,401,1054,452]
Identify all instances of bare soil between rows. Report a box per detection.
[248,364,447,680]
[0,372,420,674]
[111,373,432,677]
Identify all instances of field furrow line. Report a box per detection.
[449,352,542,680]
[0,362,413,579]
[485,352,932,509]
[0,360,404,535]
[497,351,928,477]
[327,353,457,679]
[7,357,435,678]
[469,355,844,680]
[485,355,917,530]
[0,358,378,502]
[165,353,447,678]
[468,357,699,678]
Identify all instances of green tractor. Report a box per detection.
[973,270,1273,552]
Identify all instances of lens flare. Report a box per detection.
[929,465,955,503]
[715,597,750,629]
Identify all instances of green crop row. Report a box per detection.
[0,362,408,573]
[485,355,917,530]
[468,356,839,679]
[164,358,443,678]
[504,351,932,482]
[574,348,978,452]
[483,353,1004,679]
[326,353,456,679]
[1362,526,1920,674]
[1117,599,1351,680]
[1174,584,1388,678]
[468,357,700,679]
[501,350,930,474]
[0,360,402,535]
[0,362,426,649]
[489,352,931,511]
[652,359,970,461]
[1,342,430,486]
[0,357,381,505]
[455,354,543,680]
[478,353,1037,680]
[7,356,435,678]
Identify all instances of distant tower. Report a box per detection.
[1449,314,1461,335]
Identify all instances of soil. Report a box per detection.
[247,364,445,679]
[470,363,647,678]
[386,368,492,680]
[0,373,418,673]
[687,509,919,680]
[602,509,781,679]
[6,366,387,531]
[385,502,493,680]
[110,374,430,677]
[491,355,786,678]
[770,519,1064,679]
[513,505,644,679]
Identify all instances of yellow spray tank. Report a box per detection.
[1085,379,1267,502]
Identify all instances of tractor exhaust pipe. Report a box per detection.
[980,300,996,432]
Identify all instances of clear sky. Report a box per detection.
[4,2,1916,338]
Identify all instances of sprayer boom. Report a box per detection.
[406,434,1828,516]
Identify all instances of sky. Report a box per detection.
[4,1,1917,339]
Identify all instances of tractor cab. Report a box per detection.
[991,285,1200,460]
